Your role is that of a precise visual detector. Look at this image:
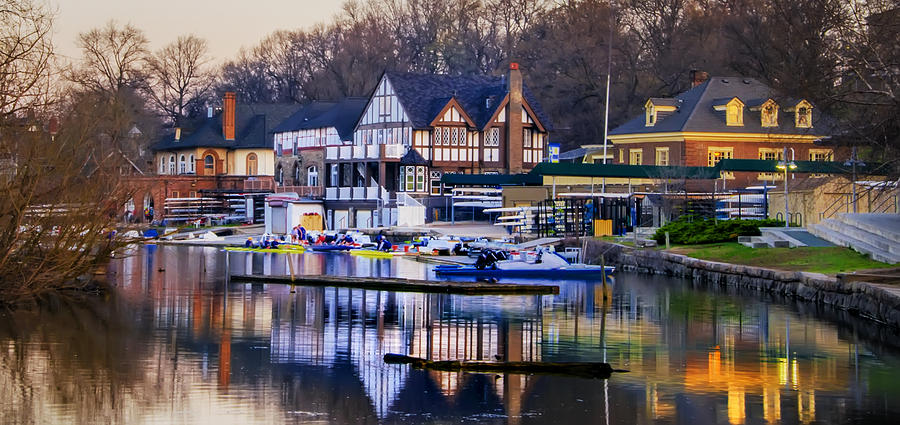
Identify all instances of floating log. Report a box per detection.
[383,353,625,379]
[230,274,558,296]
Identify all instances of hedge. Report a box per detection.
[653,216,785,245]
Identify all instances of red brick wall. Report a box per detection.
[124,175,274,221]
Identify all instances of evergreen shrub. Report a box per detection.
[653,216,784,245]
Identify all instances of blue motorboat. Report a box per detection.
[434,247,615,279]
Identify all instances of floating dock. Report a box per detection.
[383,354,623,379]
[229,274,558,295]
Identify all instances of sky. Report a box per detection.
[51,0,345,64]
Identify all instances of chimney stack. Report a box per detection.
[223,92,236,141]
[690,70,709,88]
[506,62,524,174]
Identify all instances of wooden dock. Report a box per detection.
[229,274,558,295]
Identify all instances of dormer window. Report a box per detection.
[713,97,744,126]
[644,98,677,127]
[761,101,778,127]
[793,100,813,128]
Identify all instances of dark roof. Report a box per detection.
[399,148,428,165]
[648,97,679,107]
[440,173,540,186]
[610,77,831,137]
[384,72,552,131]
[273,98,368,141]
[153,103,297,151]
[530,162,720,179]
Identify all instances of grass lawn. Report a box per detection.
[668,242,894,275]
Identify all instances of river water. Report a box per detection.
[2,245,899,424]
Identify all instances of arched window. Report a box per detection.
[179,155,186,174]
[276,165,284,185]
[204,155,215,175]
[188,154,195,173]
[168,155,175,174]
[246,153,258,175]
[307,165,319,186]
[159,157,166,174]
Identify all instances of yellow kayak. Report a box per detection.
[350,249,394,259]
[225,245,305,254]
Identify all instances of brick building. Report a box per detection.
[606,73,835,188]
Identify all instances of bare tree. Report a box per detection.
[0,0,54,118]
[0,3,133,305]
[68,21,148,97]
[143,35,214,125]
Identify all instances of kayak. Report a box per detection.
[309,244,354,252]
[225,245,305,254]
[350,249,395,259]
[434,264,615,278]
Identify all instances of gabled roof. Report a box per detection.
[153,103,297,151]
[383,72,552,131]
[610,77,831,137]
[273,98,368,141]
[647,97,679,108]
[399,148,428,165]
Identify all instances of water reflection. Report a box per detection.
[1,245,899,424]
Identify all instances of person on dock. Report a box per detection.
[298,226,307,244]
[339,234,355,246]
[376,235,393,252]
[290,226,299,244]
[244,237,254,248]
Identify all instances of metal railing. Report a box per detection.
[275,185,323,198]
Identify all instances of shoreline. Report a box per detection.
[578,239,900,329]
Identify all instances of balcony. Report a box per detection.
[275,185,323,199]
[324,143,406,162]
[324,185,387,201]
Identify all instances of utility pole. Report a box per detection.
[601,2,614,194]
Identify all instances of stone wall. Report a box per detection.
[572,238,900,329]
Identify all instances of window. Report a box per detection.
[655,148,669,166]
[329,164,339,186]
[726,102,743,126]
[646,104,656,127]
[171,191,179,198]
[484,127,500,162]
[430,171,442,195]
[416,166,426,192]
[203,155,214,175]
[761,103,778,127]
[246,153,258,175]
[629,149,643,165]
[809,149,832,161]
[169,155,175,174]
[159,157,166,174]
[276,165,283,185]
[523,128,532,148]
[189,154,195,173]
[404,166,415,192]
[758,148,783,161]
[307,166,319,186]
[189,191,197,198]
[708,148,732,166]
[179,155,186,174]
[796,106,812,128]
[294,163,301,184]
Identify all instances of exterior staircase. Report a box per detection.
[809,213,900,264]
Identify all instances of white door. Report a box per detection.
[271,207,287,234]
[356,210,373,229]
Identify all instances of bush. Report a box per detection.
[653,216,784,245]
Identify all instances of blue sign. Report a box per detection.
[549,143,560,163]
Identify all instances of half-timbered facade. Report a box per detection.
[323,63,551,229]
[272,98,367,199]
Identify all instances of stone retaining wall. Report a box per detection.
[572,238,900,329]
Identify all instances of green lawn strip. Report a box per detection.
[668,242,893,275]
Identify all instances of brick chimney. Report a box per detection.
[223,92,236,141]
[690,70,709,88]
[506,62,524,174]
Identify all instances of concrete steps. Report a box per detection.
[809,214,900,264]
